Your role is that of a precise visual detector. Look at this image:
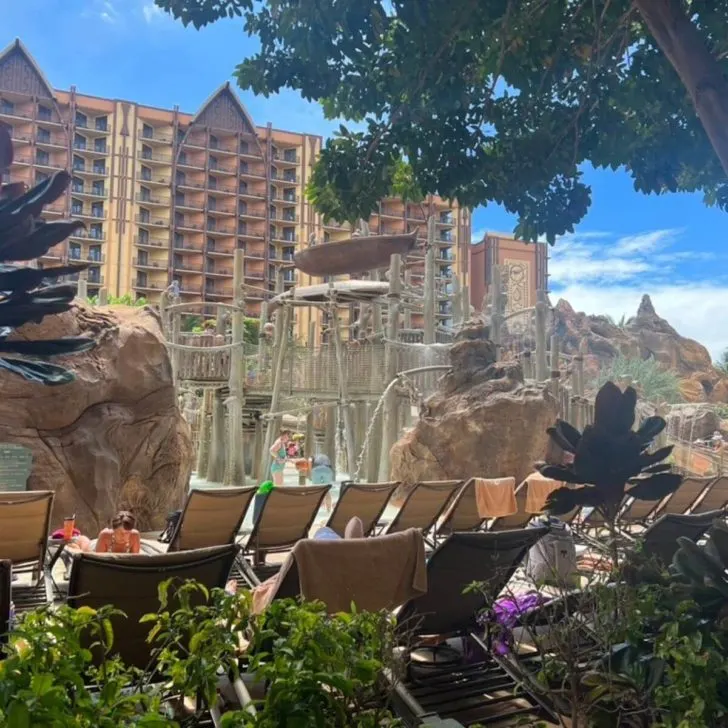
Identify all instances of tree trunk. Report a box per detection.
[635,0,728,175]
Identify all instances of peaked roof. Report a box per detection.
[190,82,258,135]
[0,38,56,99]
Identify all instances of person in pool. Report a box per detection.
[95,510,141,554]
[269,428,292,486]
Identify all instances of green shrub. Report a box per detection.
[595,355,683,404]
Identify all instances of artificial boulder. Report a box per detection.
[0,302,192,533]
[390,321,558,493]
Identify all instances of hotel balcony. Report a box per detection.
[206,182,237,196]
[270,191,298,203]
[72,164,108,178]
[176,155,205,170]
[138,130,174,145]
[238,187,267,201]
[208,141,237,156]
[244,268,265,281]
[69,252,106,264]
[71,209,107,222]
[205,286,233,299]
[245,247,265,260]
[237,229,265,242]
[437,214,455,226]
[174,241,204,254]
[39,250,64,262]
[206,224,235,236]
[136,216,170,228]
[133,280,166,293]
[175,197,204,212]
[35,112,64,128]
[73,141,109,157]
[34,156,65,172]
[208,162,236,176]
[269,171,299,184]
[72,184,107,199]
[134,258,168,271]
[204,265,233,278]
[174,259,204,273]
[70,230,106,243]
[270,234,297,245]
[134,236,167,249]
[42,204,66,217]
[0,106,34,122]
[271,150,299,166]
[34,133,65,150]
[238,207,266,221]
[86,275,105,287]
[136,193,171,207]
[205,243,234,258]
[139,174,170,187]
[176,219,205,233]
[270,210,298,223]
[206,205,235,217]
[138,151,173,166]
[74,119,111,136]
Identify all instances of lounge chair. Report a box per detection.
[392,528,556,727]
[660,476,714,516]
[0,491,54,610]
[251,528,426,613]
[67,544,239,670]
[639,510,722,566]
[324,481,398,537]
[382,480,463,538]
[161,486,256,552]
[488,480,531,531]
[0,559,10,646]
[690,476,728,514]
[435,478,487,539]
[242,485,330,572]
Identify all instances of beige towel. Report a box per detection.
[473,477,517,518]
[252,528,427,614]
[524,473,564,514]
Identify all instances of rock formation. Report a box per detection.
[0,302,192,532]
[389,321,558,491]
[552,294,728,404]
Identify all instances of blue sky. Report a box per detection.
[5,0,728,358]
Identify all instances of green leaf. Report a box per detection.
[6,702,30,728]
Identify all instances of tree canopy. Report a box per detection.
[156,0,728,242]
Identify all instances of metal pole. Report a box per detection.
[423,216,436,345]
[534,289,548,381]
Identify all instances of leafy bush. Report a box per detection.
[595,355,683,404]
[0,581,401,727]
[87,293,148,307]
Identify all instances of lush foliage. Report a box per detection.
[0,125,95,385]
[0,581,401,727]
[596,354,683,405]
[87,293,148,307]
[716,348,728,376]
[155,0,728,241]
[542,381,681,524]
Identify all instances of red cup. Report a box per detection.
[62,517,75,541]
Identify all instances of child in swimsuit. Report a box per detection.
[95,510,141,554]
[269,428,292,486]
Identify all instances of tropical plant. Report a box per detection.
[156,0,728,241]
[715,348,728,376]
[0,124,95,385]
[541,381,682,563]
[87,293,148,307]
[596,355,683,405]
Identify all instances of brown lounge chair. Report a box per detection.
[67,544,239,670]
[391,528,556,727]
[242,485,331,572]
[690,476,728,514]
[382,480,463,539]
[324,481,398,537]
[639,510,721,566]
[252,528,426,613]
[659,476,714,516]
[0,559,10,646]
[0,491,54,610]
[435,478,487,539]
[161,486,257,552]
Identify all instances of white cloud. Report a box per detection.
[142,2,164,22]
[99,0,119,23]
[548,228,728,359]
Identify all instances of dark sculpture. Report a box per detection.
[0,125,94,384]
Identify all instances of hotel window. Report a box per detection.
[138,250,149,266]
[208,175,217,190]
[175,170,185,185]
[210,135,218,149]
[173,254,184,268]
[208,197,217,211]
[239,181,248,194]
[89,246,102,262]
[238,221,247,235]
[92,161,106,174]
[174,212,184,226]
[72,177,83,193]
[75,112,88,128]
[269,205,276,220]
[175,192,185,206]
[141,145,152,160]
[71,199,83,215]
[239,201,247,215]
[35,149,49,166]
[141,166,152,181]
[74,134,86,150]
[207,237,216,252]
[139,209,151,223]
[283,188,296,202]
[240,140,249,154]
[178,151,187,165]
[94,137,106,153]
[282,228,295,242]
[207,217,216,232]
[142,123,154,139]
[88,269,101,284]
[35,171,49,185]
[90,223,103,239]
[91,202,103,218]
[209,155,218,170]
[92,180,105,196]
[136,272,148,287]
[176,128,185,144]
[0,99,14,115]
[283,149,297,163]
[139,229,149,243]
[36,128,50,143]
[69,244,82,260]
[37,104,51,121]
[240,161,248,174]
[174,232,184,248]
[95,116,108,132]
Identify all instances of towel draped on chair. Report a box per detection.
[473,478,517,518]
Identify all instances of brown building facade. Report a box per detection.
[470,233,548,315]
[0,39,470,340]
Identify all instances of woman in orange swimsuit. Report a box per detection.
[95,510,141,554]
